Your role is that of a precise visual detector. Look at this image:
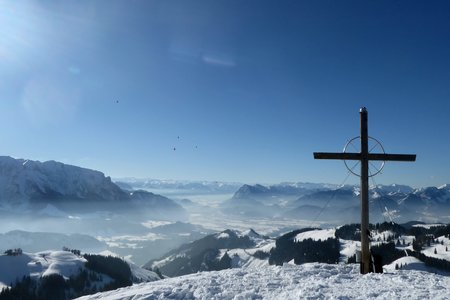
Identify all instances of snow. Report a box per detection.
[294,228,335,242]
[126,259,160,282]
[0,250,87,288]
[216,232,230,239]
[223,242,273,269]
[339,239,359,262]
[75,263,450,300]
[41,251,87,278]
[384,256,430,272]
[151,253,186,270]
[412,223,446,229]
[372,230,394,242]
[422,236,450,260]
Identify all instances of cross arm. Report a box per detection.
[313,152,361,160]
[367,153,416,161]
[314,152,416,162]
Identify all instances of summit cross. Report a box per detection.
[313,107,416,274]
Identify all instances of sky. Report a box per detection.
[1,0,450,188]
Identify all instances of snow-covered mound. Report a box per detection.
[75,263,450,300]
[0,250,90,290]
[0,250,160,289]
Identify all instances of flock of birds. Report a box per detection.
[115,100,197,152]
[173,136,198,151]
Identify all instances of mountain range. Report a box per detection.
[223,183,450,223]
[2,155,450,224]
[114,178,241,194]
[0,156,185,218]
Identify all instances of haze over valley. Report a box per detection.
[1,156,450,266]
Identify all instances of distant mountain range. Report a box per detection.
[3,155,450,223]
[114,178,241,194]
[0,156,185,218]
[223,183,450,223]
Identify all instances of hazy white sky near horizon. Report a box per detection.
[1,1,450,188]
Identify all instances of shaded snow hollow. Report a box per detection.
[76,263,450,300]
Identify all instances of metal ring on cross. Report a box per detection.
[343,136,386,177]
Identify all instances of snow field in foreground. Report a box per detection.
[76,263,450,300]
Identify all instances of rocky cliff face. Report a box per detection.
[0,156,185,218]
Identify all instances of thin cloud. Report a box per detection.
[202,54,236,67]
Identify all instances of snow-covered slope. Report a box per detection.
[145,229,273,277]
[75,263,450,300]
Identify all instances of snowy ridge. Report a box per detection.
[75,263,450,300]
[146,228,273,277]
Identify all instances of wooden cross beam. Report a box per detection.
[313,107,416,274]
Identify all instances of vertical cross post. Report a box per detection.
[313,107,416,274]
[360,107,370,274]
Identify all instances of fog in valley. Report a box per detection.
[2,172,447,267]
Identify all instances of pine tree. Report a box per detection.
[154,267,163,279]
[434,248,437,255]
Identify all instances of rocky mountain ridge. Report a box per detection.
[0,156,185,216]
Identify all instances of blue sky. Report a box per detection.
[1,0,450,187]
